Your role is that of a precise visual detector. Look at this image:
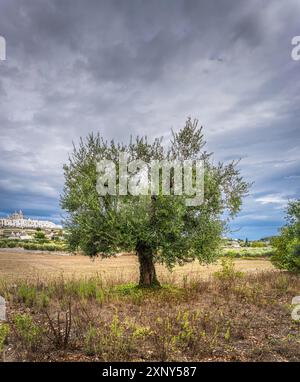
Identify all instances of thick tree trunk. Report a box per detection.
[136,242,160,287]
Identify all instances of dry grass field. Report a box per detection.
[0,249,274,284]
[2,249,300,362]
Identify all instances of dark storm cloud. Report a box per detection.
[0,0,300,238]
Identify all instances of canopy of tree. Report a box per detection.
[272,199,300,272]
[61,118,250,286]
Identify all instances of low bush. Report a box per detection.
[17,284,37,306]
[13,313,43,351]
[214,258,244,283]
[271,199,300,273]
[223,247,274,258]
[83,325,99,356]
[272,233,300,273]
[0,323,10,353]
[0,239,67,252]
[250,241,268,248]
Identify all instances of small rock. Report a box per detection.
[0,295,6,321]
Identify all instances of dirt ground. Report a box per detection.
[3,250,300,362]
[0,249,275,283]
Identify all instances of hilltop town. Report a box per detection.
[0,210,62,230]
[0,210,63,242]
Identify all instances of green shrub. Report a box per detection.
[110,312,124,338]
[113,283,137,295]
[13,313,42,350]
[34,231,46,240]
[78,279,98,299]
[271,231,300,273]
[173,310,194,348]
[36,290,50,309]
[0,323,10,353]
[271,199,300,273]
[22,242,67,251]
[112,283,144,304]
[22,243,38,250]
[17,284,37,306]
[0,240,8,248]
[64,278,100,299]
[132,325,152,340]
[84,325,99,356]
[214,258,244,282]
[223,247,273,258]
[43,244,57,251]
[0,238,66,251]
[7,241,18,248]
[223,249,240,258]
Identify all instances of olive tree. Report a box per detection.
[271,199,300,272]
[61,118,250,286]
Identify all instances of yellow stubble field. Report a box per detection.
[0,249,275,284]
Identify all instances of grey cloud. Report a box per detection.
[0,0,299,239]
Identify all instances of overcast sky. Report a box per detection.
[0,0,299,239]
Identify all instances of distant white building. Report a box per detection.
[230,240,241,248]
[0,210,62,229]
[7,232,33,240]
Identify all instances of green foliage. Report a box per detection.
[224,321,231,342]
[174,310,194,347]
[36,290,50,309]
[112,283,138,295]
[63,278,104,301]
[0,239,67,251]
[83,325,99,356]
[77,279,99,299]
[13,313,42,350]
[16,284,50,309]
[0,323,10,353]
[17,284,37,306]
[34,231,46,240]
[223,247,274,258]
[132,325,152,340]
[110,312,124,338]
[61,118,250,285]
[100,312,134,360]
[250,241,267,248]
[214,258,244,282]
[271,199,300,273]
[0,240,11,248]
[4,270,300,361]
[23,242,66,251]
[0,240,20,248]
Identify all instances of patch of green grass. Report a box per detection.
[13,313,43,350]
[0,239,67,251]
[222,246,274,259]
[17,284,37,307]
[112,283,139,295]
[0,323,10,353]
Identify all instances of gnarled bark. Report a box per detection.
[136,242,160,287]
